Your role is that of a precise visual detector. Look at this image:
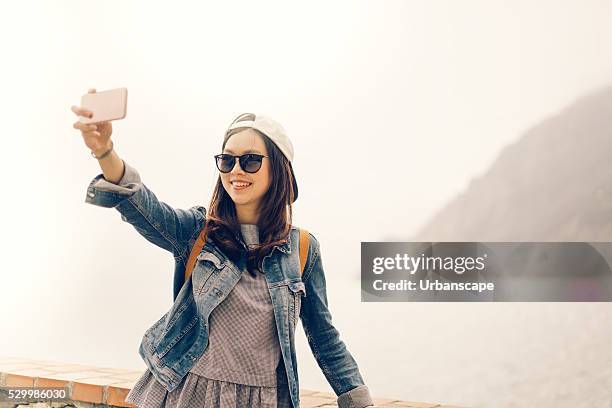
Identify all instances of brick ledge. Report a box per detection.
[0,356,468,407]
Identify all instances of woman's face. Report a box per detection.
[220,129,271,210]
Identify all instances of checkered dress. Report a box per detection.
[125,224,293,407]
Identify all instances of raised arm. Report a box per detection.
[300,234,374,408]
[85,158,205,261]
[72,89,205,262]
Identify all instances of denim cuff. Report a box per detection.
[100,159,142,192]
[85,160,143,208]
[91,160,141,194]
[337,384,374,408]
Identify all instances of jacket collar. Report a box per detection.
[236,226,293,254]
[275,229,292,254]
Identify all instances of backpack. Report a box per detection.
[184,225,310,283]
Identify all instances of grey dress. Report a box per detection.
[125,224,293,408]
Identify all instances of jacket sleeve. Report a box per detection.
[300,234,374,408]
[84,159,205,261]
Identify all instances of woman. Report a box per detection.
[71,88,374,408]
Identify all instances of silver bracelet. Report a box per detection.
[91,141,114,160]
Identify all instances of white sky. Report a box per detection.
[1,1,611,404]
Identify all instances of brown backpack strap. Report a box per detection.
[298,228,310,276]
[185,223,208,283]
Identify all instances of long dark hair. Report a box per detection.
[204,127,296,277]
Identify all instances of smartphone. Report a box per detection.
[79,87,128,124]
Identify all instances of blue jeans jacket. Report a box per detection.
[84,160,373,408]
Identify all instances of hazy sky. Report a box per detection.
[2,1,612,405]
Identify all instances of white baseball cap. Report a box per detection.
[224,113,299,203]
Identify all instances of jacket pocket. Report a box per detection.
[155,294,200,359]
[194,251,226,296]
[288,281,306,324]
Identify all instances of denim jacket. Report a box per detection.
[84,160,374,408]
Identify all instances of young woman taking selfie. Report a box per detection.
[71,88,374,408]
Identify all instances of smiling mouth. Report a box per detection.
[231,181,252,190]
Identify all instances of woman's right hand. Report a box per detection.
[71,88,114,155]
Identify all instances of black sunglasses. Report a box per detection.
[214,153,268,173]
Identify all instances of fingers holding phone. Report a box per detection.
[72,107,113,156]
[71,87,126,156]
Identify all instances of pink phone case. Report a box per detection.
[79,87,128,124]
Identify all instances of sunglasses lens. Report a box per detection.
[242,154,263,173]
[216,155,235,172]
